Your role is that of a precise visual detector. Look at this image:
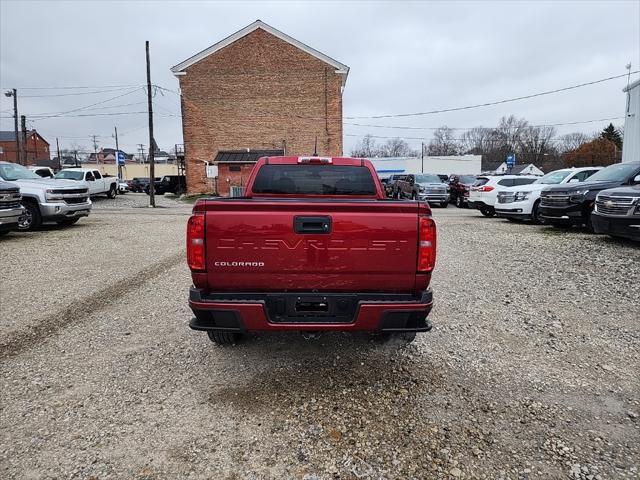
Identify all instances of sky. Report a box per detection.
[1,0,639,157]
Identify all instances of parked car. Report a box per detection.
[385,174,404,198]
[539,161,640,230]
[448,174,478,208]
[28,166,55,178]
[187,156,437,345]
[145,175,186,195]
[118,181,129,194]
[0,180,24,236]
[0,161,91,230]
[494,167,601,223]
[468,175,539,217]
[55,168,118,198]
[127,177,154,193]
[396,173,449,207]
[591,185,640,241]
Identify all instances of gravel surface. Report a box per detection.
[1,205,638,479]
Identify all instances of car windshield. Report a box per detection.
[586,163,640,182]
[535,170,572,184]
[0,163,41,180]
[459,175,477,184]
[415,174,442,184]
[55,170,85,180]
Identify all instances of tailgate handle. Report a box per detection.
[294,216,332,234]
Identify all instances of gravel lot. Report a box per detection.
[1,199,638,479]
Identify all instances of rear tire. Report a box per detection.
[207,330,241,345]
[480,206,495,217]
[18,201,42,231]
[107,185,117,199]
[56,218,79,226]
[455,196,464,208]
[411,192,417,201]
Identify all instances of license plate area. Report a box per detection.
[295,299,329,313]
[266,294,358,324]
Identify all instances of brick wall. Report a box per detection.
[0,133,50,165]
[216,163,256,196]
[178,28,344,194]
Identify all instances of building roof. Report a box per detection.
[171,20,350,86]
[510,164,541,174]
[214,149,284,164]
[0,130,49,145]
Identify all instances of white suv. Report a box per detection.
[494,167,601,223]
[468,175,539,217]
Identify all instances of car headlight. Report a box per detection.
[515,191,531,201]
[45,189,64,201]
[634,199,640,216]
[570,189,589,203]
[418,185,425,192]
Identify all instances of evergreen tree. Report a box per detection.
[600,123,623,149]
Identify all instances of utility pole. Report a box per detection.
[56,137,61,171]
[92,135,99,164]
[20,115,27,165]
[4,89,20,164]
[145,40,156,207]
[114,126,121,179]
[73,149,79,167]
[137,144,145,163]
[421,142,424,173]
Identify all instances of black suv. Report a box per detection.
[145,175,186,195]
[539,161,640,229]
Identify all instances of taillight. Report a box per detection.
[187,213,205,271]
[417,216,436,272]
[479,186,494,192]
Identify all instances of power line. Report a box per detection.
[345,71,640,119]
[4,84,142,90]
[30,87,142,119]
[18,86,144,98]
[344,116,626,131]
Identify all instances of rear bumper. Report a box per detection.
[189,287,434,333]
[591,213,640,241]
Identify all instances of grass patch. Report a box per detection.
[179,193,214,204]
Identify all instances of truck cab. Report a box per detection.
[55,168,119,199]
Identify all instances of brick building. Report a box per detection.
[0,130,50,165]
[171,20,349,194]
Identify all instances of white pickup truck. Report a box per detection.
[55,167,119,198]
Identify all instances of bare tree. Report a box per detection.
[350,134,380,157]
[460,127,491,155]
[380,137,415,157]
[557,132,589,153]
[427,126,460,156]
[518,125,557,163]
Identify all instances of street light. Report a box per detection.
[4,89,21,165]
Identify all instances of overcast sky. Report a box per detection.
[1,0,639,156]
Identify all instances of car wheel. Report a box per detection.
[440,201,448,208]
[584,213,595,233]
[18,201,42,231]
[411,193,417,201]
[107,185,117,199]
[455,196,464,208]
[0,230,9,237]
[531,200,542,224]
[207,330,241,345]
[56,218,79,226]
[480,206,495,217]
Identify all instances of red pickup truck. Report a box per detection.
[186,156,437,344]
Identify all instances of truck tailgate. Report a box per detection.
[203,199,420,292]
